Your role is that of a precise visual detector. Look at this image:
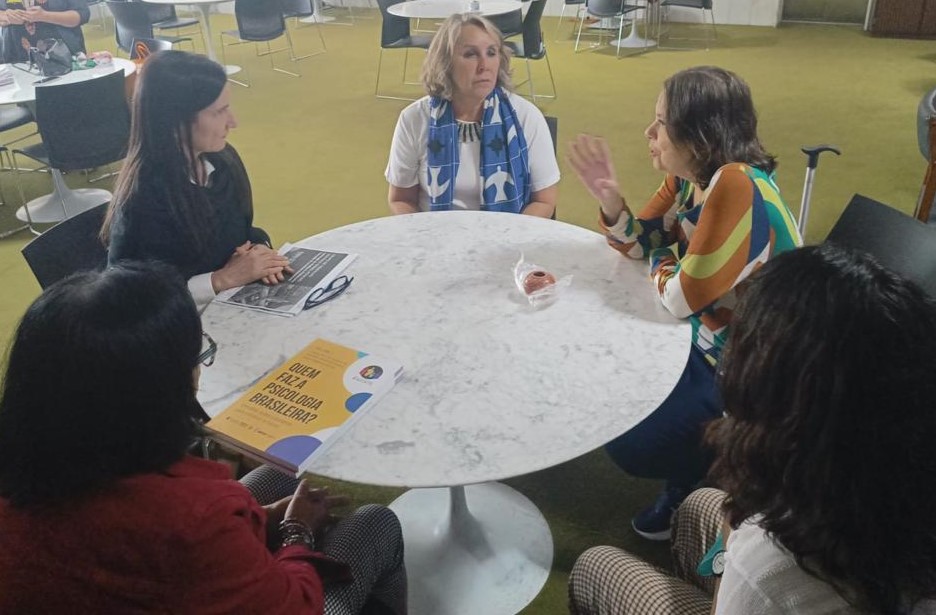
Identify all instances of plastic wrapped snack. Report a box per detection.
[513,253,572,308]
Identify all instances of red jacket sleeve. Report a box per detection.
[175,491,326,615]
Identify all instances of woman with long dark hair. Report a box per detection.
[0,262,407,613]
[569,243,936,614]
[101,50,290,310]
[568,66,801,540]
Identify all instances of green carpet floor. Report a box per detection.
[0,13,932,614]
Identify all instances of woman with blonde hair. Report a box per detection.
[386,14,559,217]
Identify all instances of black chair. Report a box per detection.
[12,70,130,232]
[504,0,556,101]
[129,35,174,60]
[375,0,432,101]
[277,0,327,60]
[915,86,936,223]
[21,203,109,289]
[544,115,558,219]
[656,0,716,50]
[575,0,642,58]
[106,0,192,54]
[825,194,936,299]
[221,0,306,87]
[0,105,36,170]
[142,1,201,37]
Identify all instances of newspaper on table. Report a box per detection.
[215,243,357,316]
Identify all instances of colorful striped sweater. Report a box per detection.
[601,163,801,365]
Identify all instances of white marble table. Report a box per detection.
[0,59,135,226]
[143,0,241,75]
[198,211,691,615]
[387,0,523,18]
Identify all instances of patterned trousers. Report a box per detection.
[568,488,726,615]
[241,466,408,615]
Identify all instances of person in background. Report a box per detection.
[385,14,560,217]
[568,243,936,614]
[568,66,801,540]
[0,262,407,614]
[0,0,89,62]
[101,50,291,312]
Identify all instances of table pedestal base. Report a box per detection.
[611,16,656,48]
[390,482,552,615]
[15,170,111,224]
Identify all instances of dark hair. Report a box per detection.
[100,51,228,255]
[0,262,204,509]
[709,243,936,613]
[663,66,776,188]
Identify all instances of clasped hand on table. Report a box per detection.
[212,241,294,293]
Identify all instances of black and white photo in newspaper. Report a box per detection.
[216,245,357,316]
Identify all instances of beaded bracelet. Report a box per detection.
[279,518,316,551]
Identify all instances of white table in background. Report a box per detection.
[0,59,135,225]
[387,0,523,18]
[144,0,241,75]
[198,211,690,615]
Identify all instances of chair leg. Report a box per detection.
[615,13,625,58]
[574,10,587,51]
[917,162,936,222]
[540,53,557,100]
[270,29,301,77]
[221,32,251,88]
[554,4,567,41]
[287,18,327,59]
[375,48,419,101]
[11,151,41,236]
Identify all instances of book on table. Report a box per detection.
[214,244,357,317]
[205,338,403,477]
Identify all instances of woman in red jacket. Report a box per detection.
[0,262,406,614]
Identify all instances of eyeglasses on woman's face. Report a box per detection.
[197,332,218,367]
[304,275,354,311]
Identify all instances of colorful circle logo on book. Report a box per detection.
[359,365,383,379]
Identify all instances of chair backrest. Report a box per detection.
[21,203,109,289]
[520,0,547,59]
[544,115,557,155]
[377,0,410,47]
[917,87,936,161]
[544,115,558,220]
[235,0,286,42]
[490,9,523,39]
[140,0,176,25]
[129,36,173,60]
[825,194,936,299]
[35,69,131,171]
[662,0,711,8]
[587,0,631,19]
[107,0,156,52]
[280,0,313,18]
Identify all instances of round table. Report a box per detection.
[198,211,691,615]
[387,0,523,18]
[143,0,242,75]
[0,59,135,226]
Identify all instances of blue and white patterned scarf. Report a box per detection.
[426,87,531,213]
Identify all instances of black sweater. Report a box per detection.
[108,145,268,280]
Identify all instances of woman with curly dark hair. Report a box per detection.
[569,243,936,614]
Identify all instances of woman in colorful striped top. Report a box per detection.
[568,66,801,541]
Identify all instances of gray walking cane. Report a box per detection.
[798,145,841,237]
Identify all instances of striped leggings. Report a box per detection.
[241,466,407,615]
[568,488,726,615]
